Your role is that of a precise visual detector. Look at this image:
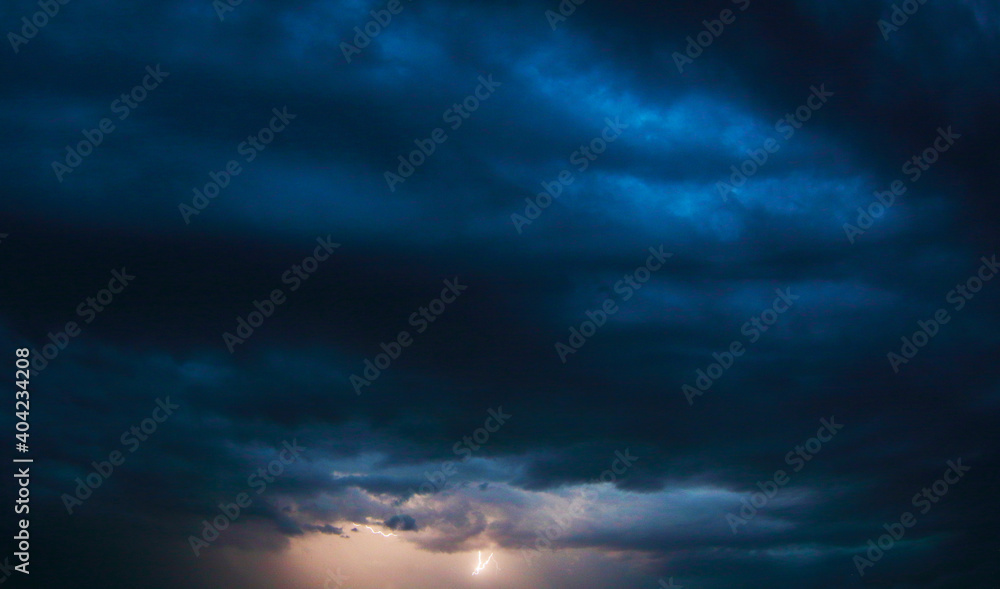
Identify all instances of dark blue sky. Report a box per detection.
[2,0,999,587]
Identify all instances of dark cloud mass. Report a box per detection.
[385,514,418,531]
[1,0,999,587]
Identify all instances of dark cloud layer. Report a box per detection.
[2,0,999,587]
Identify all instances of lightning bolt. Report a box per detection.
[472,551,499,575]
[352,523,397,537]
